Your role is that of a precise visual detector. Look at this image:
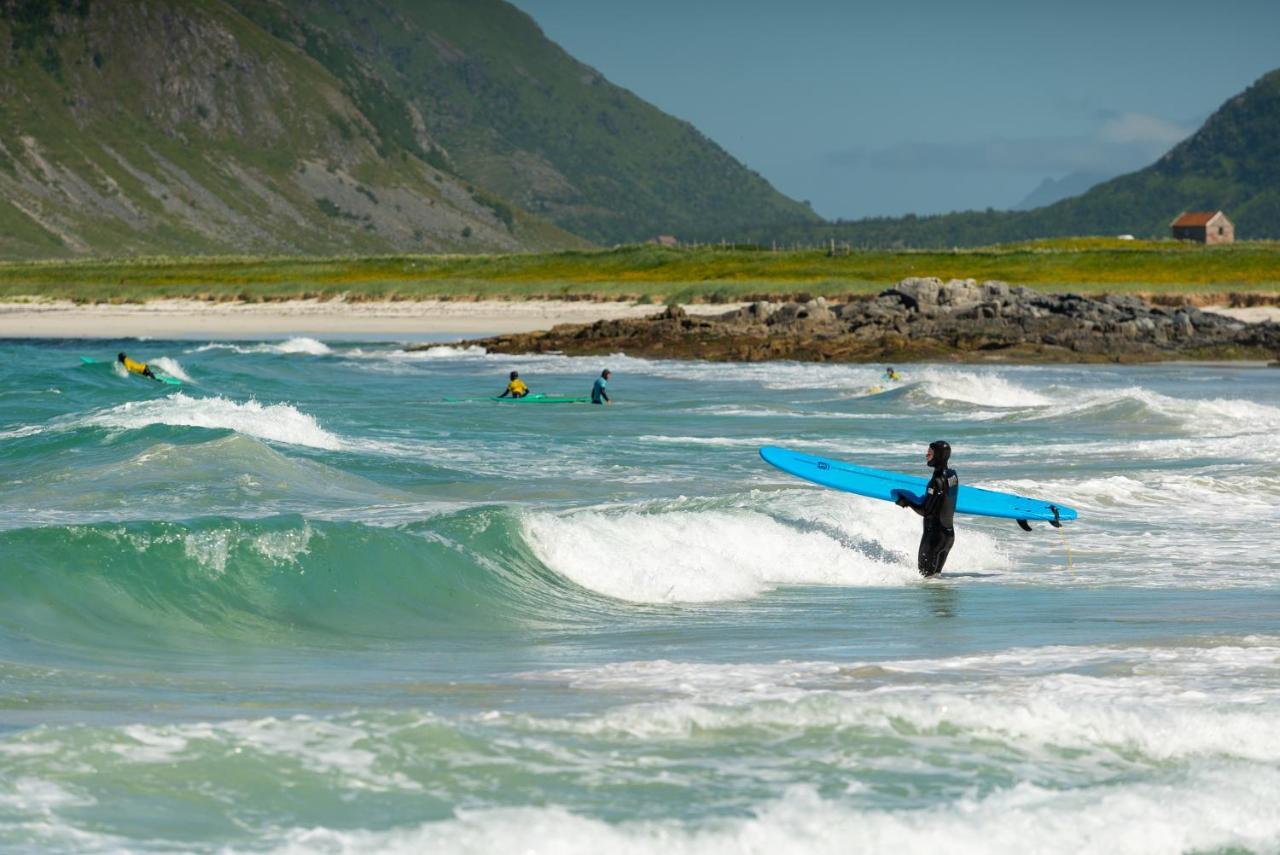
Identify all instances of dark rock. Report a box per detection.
[418,279,1280,363]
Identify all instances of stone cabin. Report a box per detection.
[648,235,678,248]
[1170,211,1234,244]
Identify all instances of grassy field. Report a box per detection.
[2,238,1279,304]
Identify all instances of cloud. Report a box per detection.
[824,112,1197,176]
[1096,111,1195,146]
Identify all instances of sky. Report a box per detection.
[510,0,1280,220]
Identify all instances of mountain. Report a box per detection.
[0,0,599,258]
[226,0,818,245]
[1013,171,1110,211]
[0,0,814,260]
[740,69,1280,248]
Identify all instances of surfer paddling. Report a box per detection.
[117,352,158,381]
[896,440,958,577]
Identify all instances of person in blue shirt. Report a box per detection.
[591,369,612,405]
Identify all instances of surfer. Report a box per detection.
[896,440,958,577]
[591,369,612,405]
[117,352,157,381]
[883,366,901,382]
[498,371,529,399]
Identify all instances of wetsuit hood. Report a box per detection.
[928,440,951,470]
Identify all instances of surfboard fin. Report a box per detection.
[1017,519,1032,532]
[1049,505,1062,528]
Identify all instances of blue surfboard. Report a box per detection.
[759,446,1076,526]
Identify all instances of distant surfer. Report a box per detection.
[117,352,157,381]
[895,440,958,577]
[591,369,612,405]
[883,366,902,382]
[498,371,529,399]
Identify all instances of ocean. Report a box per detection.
[1,336,1277,853]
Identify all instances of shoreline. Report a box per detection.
[0,298,750,339]
[0,297,1275,345]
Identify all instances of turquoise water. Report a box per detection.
[2,337,1278,853]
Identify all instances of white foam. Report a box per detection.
[0,424,45,440]
[79,393,342,450]
[1029,385,1280,433]
[105,716,421,793]
[182,529,233,576]
[0,777,92,812]
[519,640,1280,761]
[178,523,313,576]
[191,337,332,356]
[522,492,1009,602]
[394,344,488,359]
[915,368,1052,408]
[525,508,907,602]
[259,770,1280,855]
[992,473,1280,514]
[147,356,193,383]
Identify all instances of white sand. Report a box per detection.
[0,299,747,339]
[1202,305,1280,324]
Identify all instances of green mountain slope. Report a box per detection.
[0,0,585,258]
[742,69,1280,248]
[229,0,818,245]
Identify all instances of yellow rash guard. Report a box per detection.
[122,357,150,375]
[506,379,529,397]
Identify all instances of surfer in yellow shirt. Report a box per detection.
[117,352,157,380]
[498,370,529,398]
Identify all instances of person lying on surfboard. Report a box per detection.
[883,366,902,382]
[498,371,529,399]
[895,440,958,577]
[117,352,158,381]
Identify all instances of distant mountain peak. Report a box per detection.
[1013,172,1112,211]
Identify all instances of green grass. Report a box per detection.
[2,239,1279,304]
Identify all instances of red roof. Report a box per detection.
[1171,211,1223,227]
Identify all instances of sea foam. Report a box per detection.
[522,492,1009,602]
[80,394,342,450]
[257,769,1280,855]
[192,337,332,356]
[148,356,193,383]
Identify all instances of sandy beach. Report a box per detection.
[0,298,1272,340]
[0,298,749,339]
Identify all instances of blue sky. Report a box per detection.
[510,0,1279,219]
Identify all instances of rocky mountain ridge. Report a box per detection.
[0,0,814,259]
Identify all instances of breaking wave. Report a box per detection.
[192,337,332,356]
[77,393,343,450]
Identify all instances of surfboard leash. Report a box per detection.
[1057,525,1074,575]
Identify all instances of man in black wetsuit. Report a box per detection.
[896,440,958,577]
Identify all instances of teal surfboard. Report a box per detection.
[80,356,182,385]
[443,393,590,404]
[760,445,1076,526]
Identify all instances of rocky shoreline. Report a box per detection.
[430,278,1280,363]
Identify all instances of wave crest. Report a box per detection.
[79,393,342,450]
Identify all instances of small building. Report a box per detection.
[648,234,678,248]
[1170,211,1234,244]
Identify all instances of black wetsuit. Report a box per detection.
[908,465,958,577]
